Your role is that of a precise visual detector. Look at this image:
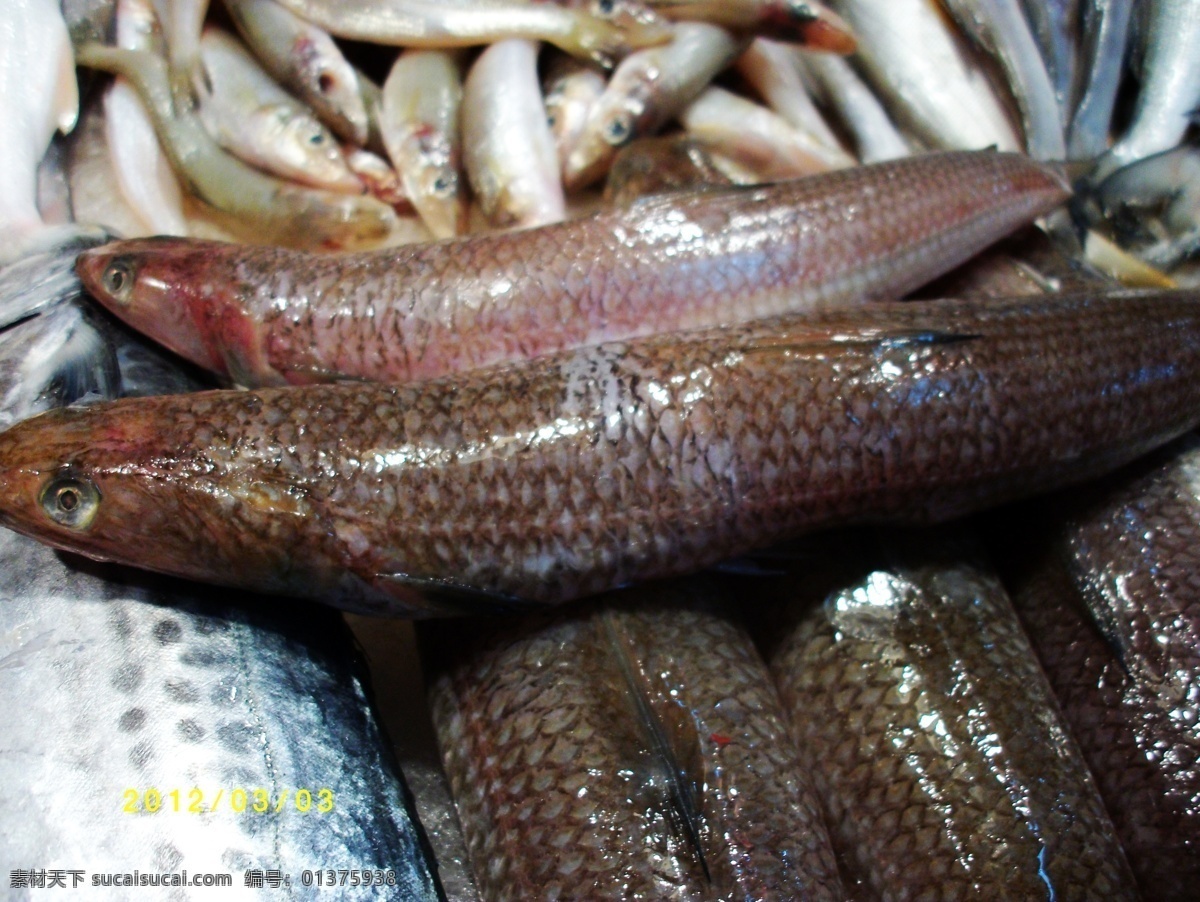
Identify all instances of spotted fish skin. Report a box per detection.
[995,432,1200,901]
[423,579,844,901]
[760,530,1139,901]
[75,151,1068,386]
[1,290,1200,614]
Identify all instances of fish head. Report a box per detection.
[0,398,309,593]
[77,238,272,384]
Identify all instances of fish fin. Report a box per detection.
[0,303,120,428]
[0,225,114,322]
[742,326,981,358]
[371,571,538,617]
[599,610,711,883]
[708,556,787,578]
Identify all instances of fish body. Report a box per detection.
[74,44,397,251]
[941,0,1066,160]
[425,579,845,900]
[995,433,1200,900]
[197,27,360,193]
[462,40,566,229]
[828,0,1021,152]
[0,529,442,902]
[223,0,371,146]
[1068,0,1133,160]
[105,0,190,236]
[0,0,81,262]
[1094,0,1200,179]
[0,290,1199,613]
[679,86,852,180]
[77,151,1069,385]
[762,530,1139,900]
[563,22,744,189]
[642,0,856,49]
[381,50,467,239]
[269,0,671,67]
[798,52,912,162]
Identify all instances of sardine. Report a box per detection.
[104,0,190,237]
[1019,0,1078,114]
[74,44,397,251]
[423,578,845,900]
[1093,0,1200,179]
[150,0,208,93]
[797,52,912,163]
[76,151,1070,385]
[197,27,361,193]
[543,55,607,175]
[827,0,1021,152]
[992,433,1200,900]
[269,0,671,68]
[222,0,370,146]
[940,0,1066,161]
[641,0,856,49]
[462,40,566,229]
[381,50,467,239]
[760,529,1139,899]
[734,39,846,160]
[0,0,81,263]
[562,22,745,189]
[0,289,1198,614]
[679,86,852,181]
[1068,0,1133,161]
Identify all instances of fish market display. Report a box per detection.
[76,151,1068,385]
[5,0,1200,895]
[994,433,1200,901]
[2,289,1200,615]
[424,577,844,900]
[760,530,1138,899]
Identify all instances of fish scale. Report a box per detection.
[762,535,1139,900]
[77,151,1069,386]
[1,290,1200,615]
[423,585,845,900]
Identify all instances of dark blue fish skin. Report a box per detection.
[0,531,444,902]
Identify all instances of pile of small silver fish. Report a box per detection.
[2,0,1199,900]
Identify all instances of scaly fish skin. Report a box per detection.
[77,151,1069,386]
[996,432,1200,901]
[425,580,845,900]
[763,531,1139,900]
[1,290,1199,614]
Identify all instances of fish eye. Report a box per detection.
[101,258,136,305]
[603,114,634,147]
[432,172,456,197]
[594,0,616,17]
[39,475,101,531]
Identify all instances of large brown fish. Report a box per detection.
[0,290,1198,615]
[423,577,845,901]
[75,151,1068,386]
[994,432,1200,901]
[760,529,1140,900]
